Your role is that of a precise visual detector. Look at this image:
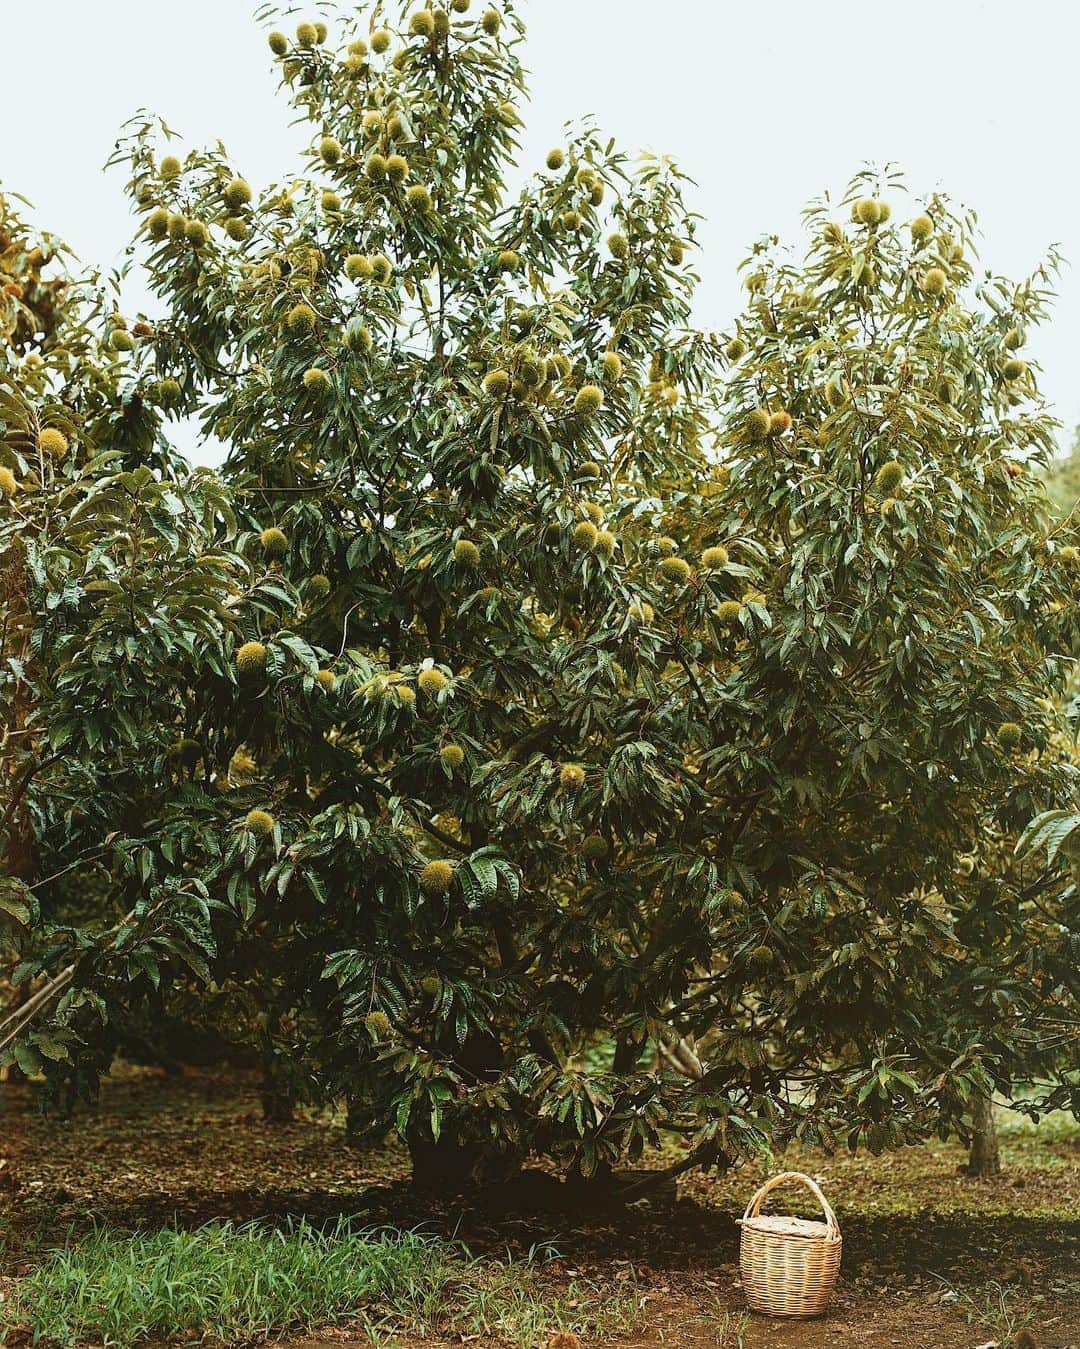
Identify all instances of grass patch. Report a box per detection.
[937,1277,1037,1345]
[708,1304,750,1346]
[1,1219,641,1347]
[997,1106,1078,1158]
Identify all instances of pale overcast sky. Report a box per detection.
[2,0,1077,464]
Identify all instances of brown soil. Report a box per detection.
[1,1066,1076,1347]
[290,1293,995,1347]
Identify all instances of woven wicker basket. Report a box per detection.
[737,1171,842,1318]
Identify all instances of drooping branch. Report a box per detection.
[0,890,175,1055]
[0,964,74,1055]
[616,1138,727,1200]
[368,776,469,854]
[0,754,62,842]
[659,1036,704,1080]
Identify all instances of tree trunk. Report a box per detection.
[407,1129,522,1193]
[408,1134,484,1193]
[259,1065,295,1123]
[344,1096,365,1145]
[966,1090,1000,1177]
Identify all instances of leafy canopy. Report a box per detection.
[2,8,1077,1173]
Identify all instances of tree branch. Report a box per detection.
[0,754,62,842]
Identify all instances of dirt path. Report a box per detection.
[290,1289,1066,1349]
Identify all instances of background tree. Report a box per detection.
[0,190,247,1088]
[1044,424,1080,519]
[0,193,117,1074]
[951,414,1080,1174]
[0,192,75,1073]
[6,5,1077,1189]
[1,192,90,894]
[713,170,1079,1166]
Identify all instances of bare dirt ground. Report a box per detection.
[1,1066,1076,1347]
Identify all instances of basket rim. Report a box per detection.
[737,1214,842,1243]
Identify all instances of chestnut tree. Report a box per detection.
[4,7,1077,1185]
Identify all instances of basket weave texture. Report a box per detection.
[737,1171,841,1318]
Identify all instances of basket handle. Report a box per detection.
[739,1171,840,1236]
